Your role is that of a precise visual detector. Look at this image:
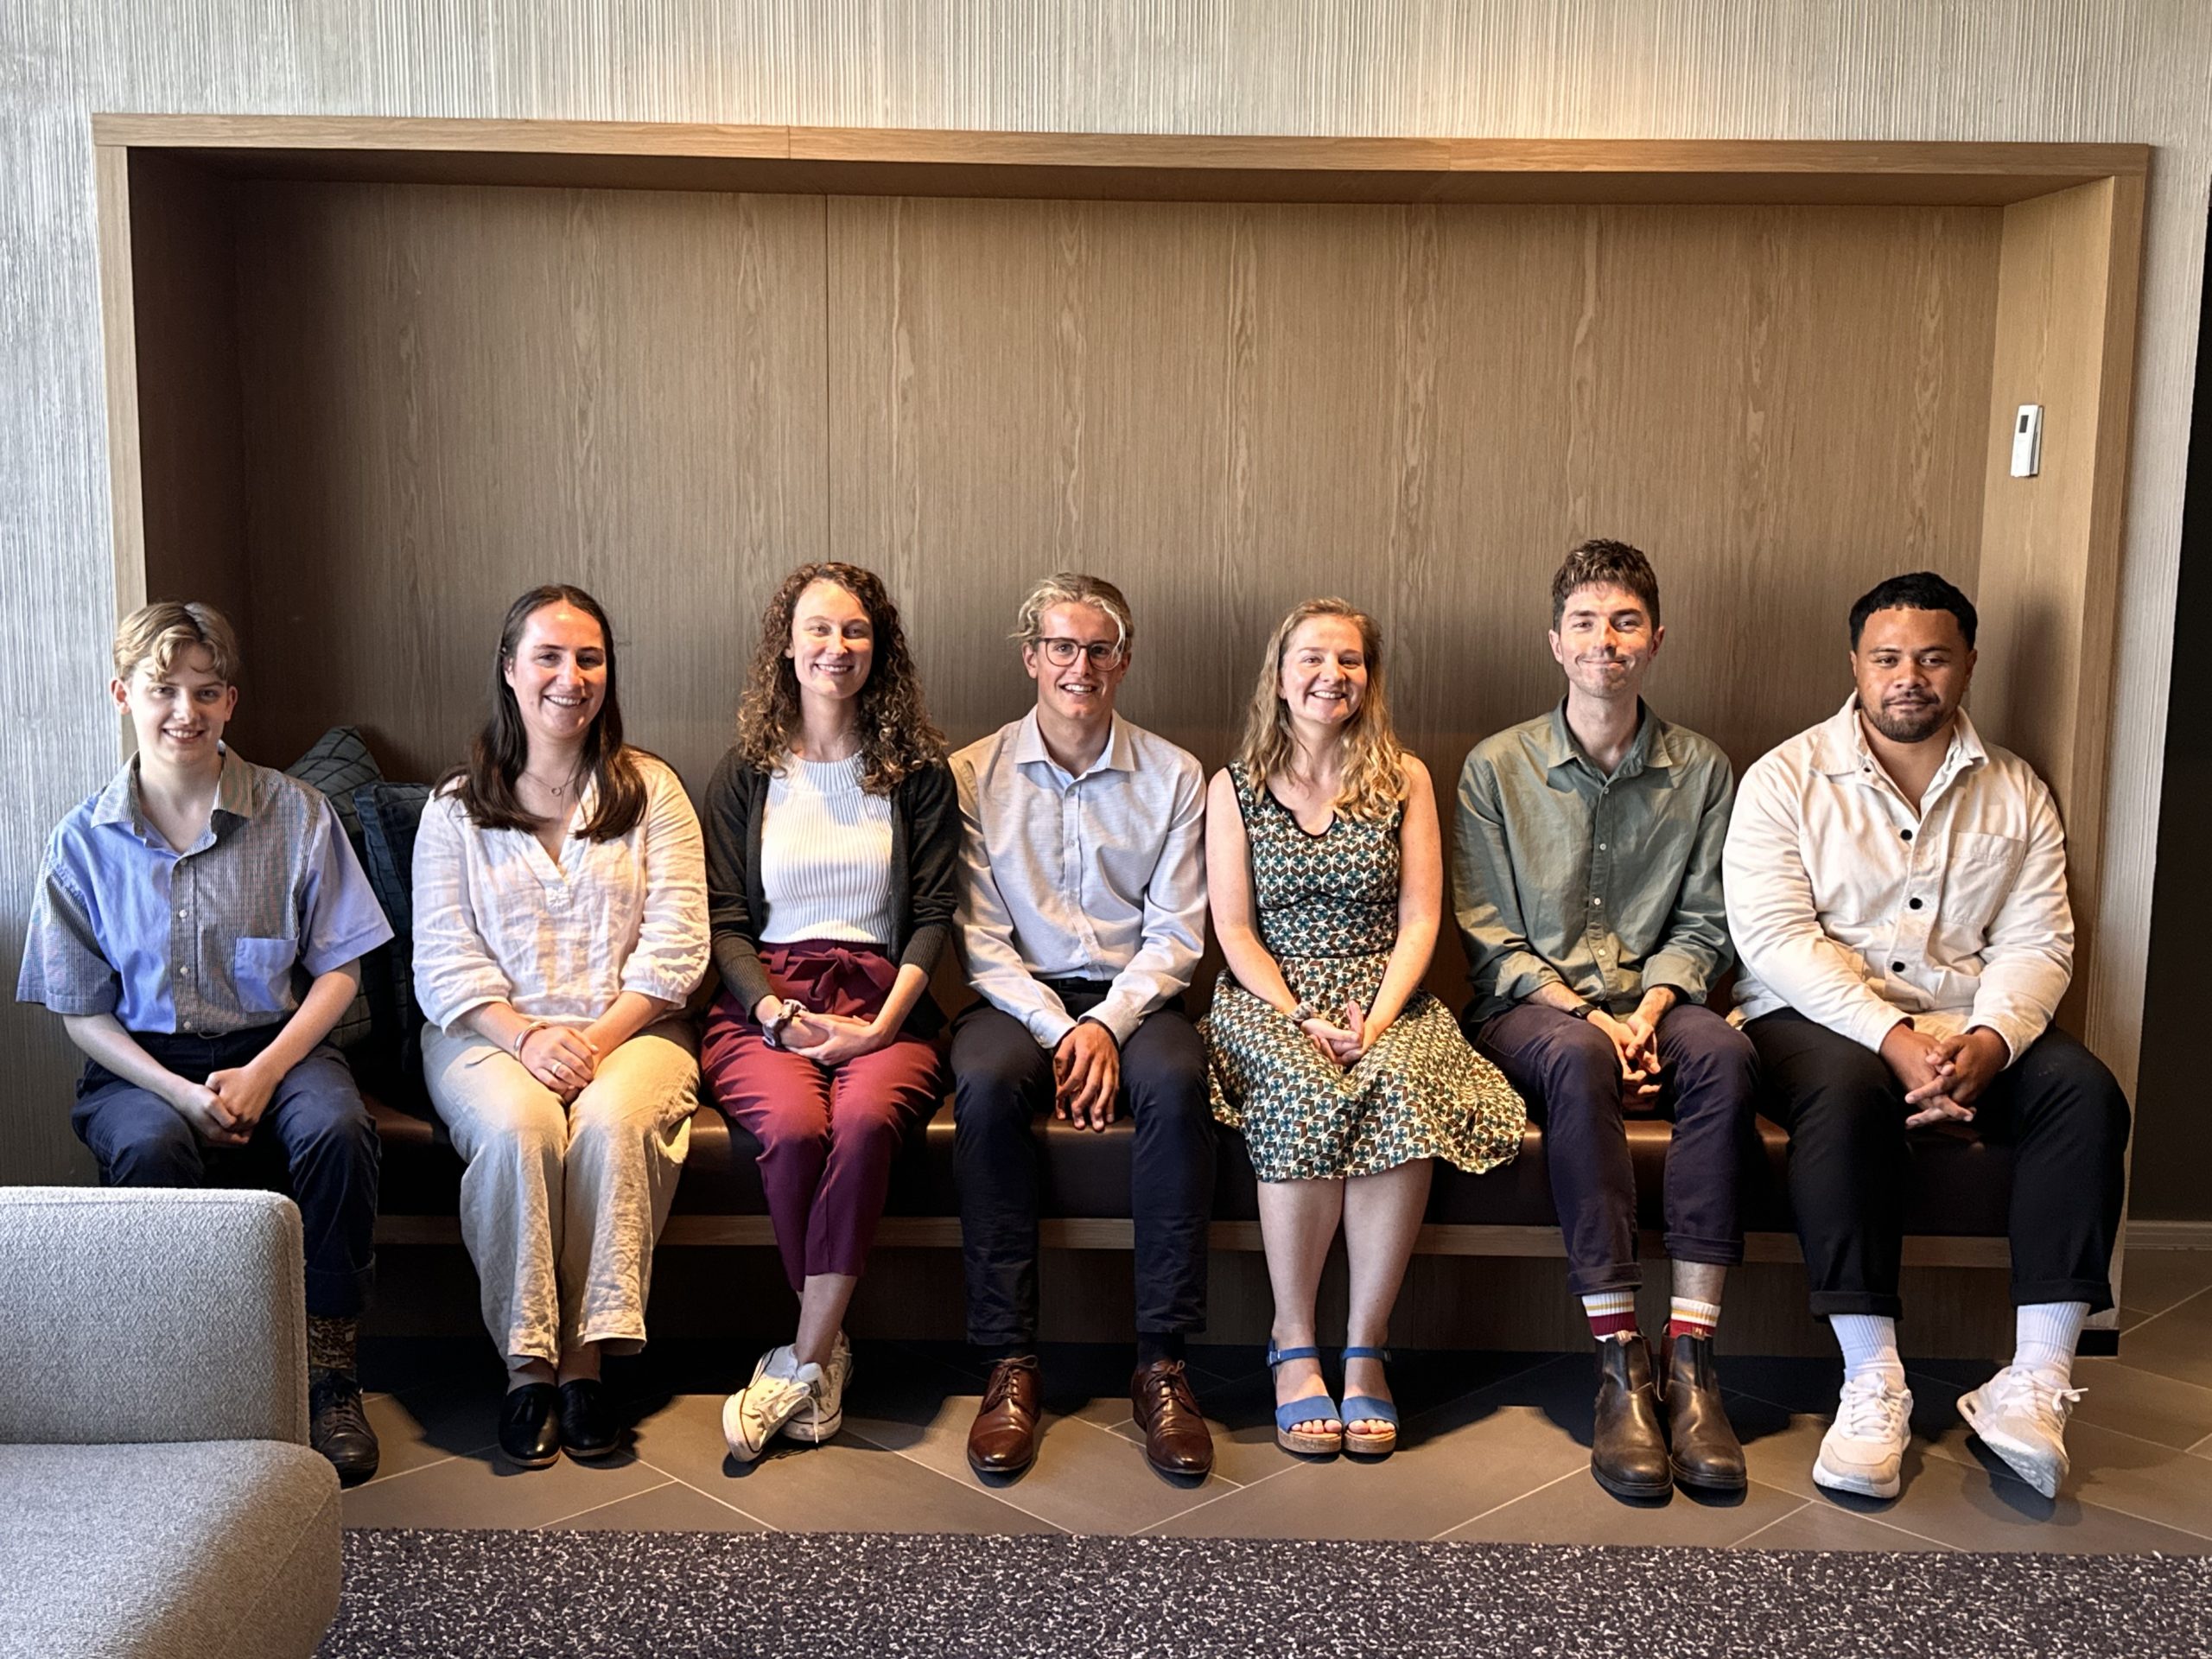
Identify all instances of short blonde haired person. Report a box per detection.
[111,600,243,684]
[1202,595,1524,1459]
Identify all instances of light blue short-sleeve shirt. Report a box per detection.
[18,747,395,1035]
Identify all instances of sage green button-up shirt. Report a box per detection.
[1452,701,1736,1026]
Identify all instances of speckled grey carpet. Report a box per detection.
[323,1529,2212,1658]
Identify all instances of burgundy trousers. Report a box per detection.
[702,943,944,1292]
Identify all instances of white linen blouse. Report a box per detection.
[411,752,709,1033]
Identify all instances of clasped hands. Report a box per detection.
[518,1022,602,1102]
[168,1060,279,1147]
[1297,998,1374,1071]
[1588,1001,1668,1103]
[753,997,889,1070]
[1053,1018,1122,1131]
[1881,1021,2008,1128]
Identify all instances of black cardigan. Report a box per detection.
[702,747,960,1024]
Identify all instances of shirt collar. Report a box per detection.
[1813,694,1987,784]
[92,747,261,838]
[1541,698,1670,779]
[1010,709,1132,782]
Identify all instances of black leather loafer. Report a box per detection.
[557,1378,621,1461]
[308,1369,381,1486]
[498,1382,561,1468]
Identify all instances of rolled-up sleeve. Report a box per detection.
[1640,760,1734,1004]
[1967,778,2073,1065]
[1724,757,1904,1054]
[621,763,709,1007]
[409,794,513,1033]
[1089,754,1207,1046]
[1452,751,1564,1007]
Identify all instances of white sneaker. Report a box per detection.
[783,1331,851,1445]
[1959,1365,2083,1498]
[721,1344,825,1463]
[1814,1372,1914,1498]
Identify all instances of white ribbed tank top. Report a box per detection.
[758,753,897,946]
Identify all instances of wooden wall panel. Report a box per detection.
[1974,177,2145,971]
[232,182,830,786]
[826,194,1999,992]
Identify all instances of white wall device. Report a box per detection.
[2010,404,2043,478]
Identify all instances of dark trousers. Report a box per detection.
[1472,1001,1757,1297]
[1746,1010,2129,1319]
[950,985,1215,1347]
[73,1027,380,1319]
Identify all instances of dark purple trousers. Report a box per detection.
[1471,1001,1757,1296]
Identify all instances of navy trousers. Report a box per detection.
[1472,1001,1758,1296]
[73,1026,380,1319]
[951,985,1215,1347]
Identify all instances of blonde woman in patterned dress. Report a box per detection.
[1204,598,1524,1459]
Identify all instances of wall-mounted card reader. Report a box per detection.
[2011,404,2043,478]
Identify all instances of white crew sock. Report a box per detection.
[1830,1313,1905,1390]
[2012,1301,2089,1387]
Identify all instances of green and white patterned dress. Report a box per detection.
[1205,763,1525,1181]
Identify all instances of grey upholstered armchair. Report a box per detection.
[0,1187,342,1659]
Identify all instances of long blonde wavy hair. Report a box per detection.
[1234,597,1409,823]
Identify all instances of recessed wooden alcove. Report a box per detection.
[89,120,2147,1351]
[94,118,2145,1023]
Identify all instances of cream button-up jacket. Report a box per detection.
[1724,696,2072,1063]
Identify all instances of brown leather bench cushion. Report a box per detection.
[369,1095,2016,1237]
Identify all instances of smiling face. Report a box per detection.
[501,602,608,749]
[1277,613,1368,730]
[786,578,875,708]
[1022,600,1129,725]
[112,646,237,774]
[1852,604,1974,745]
[1549,581,1662,704]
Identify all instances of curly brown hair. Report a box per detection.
[734,563,944,793]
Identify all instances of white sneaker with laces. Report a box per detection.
[1958,1365,2083,1498]
[721,1344,825,1463]
[783,1331,851,1445]
[1814,1372,1914,1498]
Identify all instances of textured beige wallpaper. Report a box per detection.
[1,2,2207,1185]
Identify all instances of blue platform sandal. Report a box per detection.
[1268,1342,1343,1455]
[1339,1346,1400,1457]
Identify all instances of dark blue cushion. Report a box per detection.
[352,782,434,1114]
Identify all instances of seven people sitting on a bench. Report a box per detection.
[21,558,2128,1508]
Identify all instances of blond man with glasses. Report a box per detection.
[949,573,1217,1482]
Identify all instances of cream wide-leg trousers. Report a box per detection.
[424,1019,699,1365]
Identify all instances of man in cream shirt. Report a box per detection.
[1725,571,2129,1503]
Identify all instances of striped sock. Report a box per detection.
[1667,1297,1722,1341]
[1582,1289,1638,1339]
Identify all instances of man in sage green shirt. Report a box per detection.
[1453,539,1757,1503]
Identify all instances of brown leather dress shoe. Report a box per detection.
[1130,1358,1215,1478]
[968,1355,1043,1476]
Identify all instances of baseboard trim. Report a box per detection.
[2123,1220,2212,1250]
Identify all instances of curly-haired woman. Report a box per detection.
[701,562,957,1459]
[1204,598,1524,1460]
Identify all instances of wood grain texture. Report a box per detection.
[90,116,2148,206]
[1974,177,2146,1024]
[3,2,2207,1205]
[232,181,830,785]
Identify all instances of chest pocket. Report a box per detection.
[232,935,300,1014]
[1935,831,2026,952]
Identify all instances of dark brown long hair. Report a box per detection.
[733,563,944,793]
[443,584,648,841]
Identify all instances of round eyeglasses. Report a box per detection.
[1035,638,1126,668]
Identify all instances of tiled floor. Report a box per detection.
[347,1247,2212,1552]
